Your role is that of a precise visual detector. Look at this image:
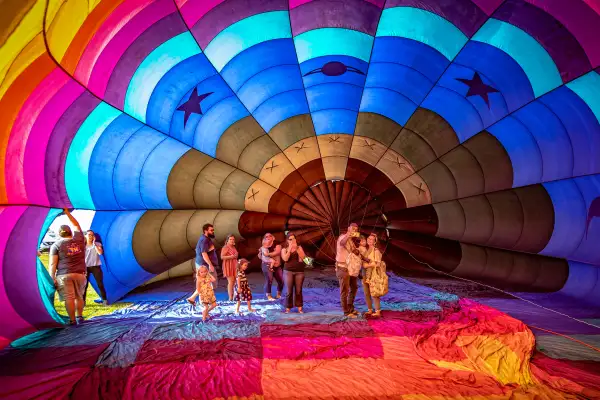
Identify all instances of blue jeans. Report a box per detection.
[262,263,283,297]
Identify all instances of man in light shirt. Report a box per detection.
[84,230,108,306]
[336,223,360,318]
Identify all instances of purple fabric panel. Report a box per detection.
[87,0,176,98]
[0,206,32,344]
[494,0,592,82]
[384,0,488,37]
[45,92,101,208]
[526,0,600,68]
[190,0,288,49]
[4,207,59,329]
[104,13,186,108]
[470,0,504,15]
[290,0,382,36]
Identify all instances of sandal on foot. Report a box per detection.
[284,308,290,314]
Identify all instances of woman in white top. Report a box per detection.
[84,230,108,305]
[362,233,384,317]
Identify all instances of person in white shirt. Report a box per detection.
[84,230,108,305]
[336,223,360,318]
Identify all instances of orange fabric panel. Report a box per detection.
[0,54,56,204]
[59,0,125,75]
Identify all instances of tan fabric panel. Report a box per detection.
[440,146,484,199]
[376,149,414,184]
[132,211,170,273]
[159,211,195,263]
[220,170,256,210]
[317,134,352,157]
[186,210,220,248]
[396,174,431,208]
[215,116,265,168]
[390,128,437,170]
[514,186,555,252]
[419,161,457,203]
[355,112,402,146]
[237,134,282,177]
[480,247,514,282]
[485,191,523,249]
[452,243,487,278]
[167,150,213,208]
[213,210,244,243]
[433,201,465,241]
[459,196,493,244]
[258,153,296,188]
[463,132,513,193]
[284,136,320,169]
[244,180,277,213]
[404,108,459,156]
[193,160,235,209]
[322,156,348,180]
[531,257,569,291]
[507,253,541,288]
[269,114,315,149]
[143,259,194,285]
[349,136,387,166]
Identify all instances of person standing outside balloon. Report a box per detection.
[83,230,108,306]
[221,234,238,301]
[336,223,360,318]
[49,209,87,325]
[187,223,218,306]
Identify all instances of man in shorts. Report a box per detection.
[49,208,87,325]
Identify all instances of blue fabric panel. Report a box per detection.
[113,127,165,210]
[370,37,448,83]
[140,140,190,209]
[89,115,142,210]
[91,211,151,303]
[300,55,368,88]
[147,54,218,133]
[421,86,484,142]
[560,261,600,305]
[359,87,417,126]
[513,102,574,182]
[365,63,432,105]
[237,65,305,112]
[541,87,600,177]
[453,41,534,112]
[220,39,299,92]
[436,64,509,128]
[312,109,357,135]
[541,179,587,258]
[487,116,542,188]
[169,74,241,146]
[252,89,310,133]
[306,82,363,112]
[193,96,250,156]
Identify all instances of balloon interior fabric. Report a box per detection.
[1,0,600,398]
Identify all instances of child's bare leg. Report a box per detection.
[209,301,217,312]
[202,304,209,321]
[247,301,255,312]
[236,301,241,314]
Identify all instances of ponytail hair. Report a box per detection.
[237,258,249,272]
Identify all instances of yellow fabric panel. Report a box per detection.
[0,33,46,99]
[0,0,45,94]
[45,0,89,62]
